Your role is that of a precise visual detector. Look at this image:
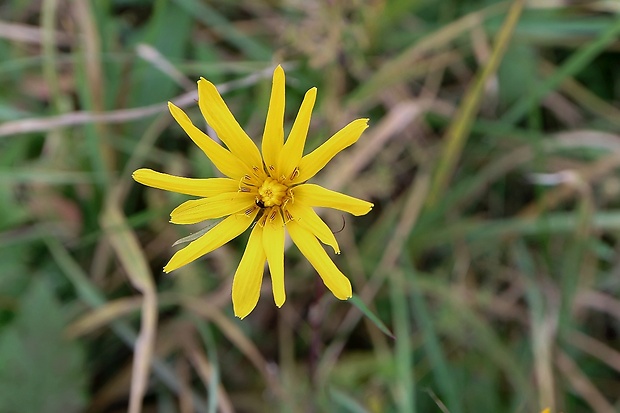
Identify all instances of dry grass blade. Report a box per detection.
[46,239,209,411]
[569,331,620,374]
[65,296,144,339]
[556,350,615,413]
[0,100,179,137]
[181,296,284,398]
[0,67,277,138]
[73,0,105,113]
[185,341,235,413]
[0,20,72,45]
[137,43,194,90]
[576,291,620,322]
[101,203,157,413]
[325,101,439,190]
[520,149,620,218]
[531,308,559,412]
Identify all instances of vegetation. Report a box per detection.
[1,0,619,412]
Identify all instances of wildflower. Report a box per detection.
[133,65,373,318]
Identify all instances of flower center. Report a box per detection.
[257,177,289,207]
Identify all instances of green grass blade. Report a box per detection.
[349,295,394,339]
[329,388,372,413]
[172,0,271,60]
[389,271,415,413]
[502,18,620,125]
[405,258,462,413]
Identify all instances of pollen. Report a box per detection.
[257,177,289,207]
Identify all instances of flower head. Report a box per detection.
[133,65,373,318]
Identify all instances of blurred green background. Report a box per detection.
[1,0,620,412]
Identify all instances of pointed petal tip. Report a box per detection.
[234,311,248,320]
[163,256,182,273]
[271,280,286,309]
[355,201,374,216]
[163,264,178,274]
[198,77,215,89]
[297,87,317,103]
[233,302,256,319]
[350,118,369,131]
[335,284,353,300]
[167,101,182,113]
[197,78,213,92]
[167,101,184,117]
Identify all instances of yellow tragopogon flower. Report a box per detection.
[133,65,373,318]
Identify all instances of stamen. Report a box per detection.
[239,186,250,193]
[243,174,252,181]
[290,167,299,181]
[258,213,267,227]
[268,165,275,171]
[269,210,277,221]
[244,206,256,216]
[284,210,294,223]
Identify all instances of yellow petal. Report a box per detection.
[295,118,369,183]
[262,65,285,177]
[262,208,285,307]
[170,192,255,224]
[232,224,266,319]
[164,208,258,272]
[277,87,317,180]
[292,184,373,216]
[168,102,248,180]
[197,78,263,169]
[133,168,239,197]
[285,201,340,254]
[286,221,352,300]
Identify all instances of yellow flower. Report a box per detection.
[133,65,373,318]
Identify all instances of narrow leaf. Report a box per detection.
[349,294,394,339]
